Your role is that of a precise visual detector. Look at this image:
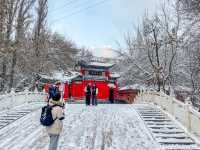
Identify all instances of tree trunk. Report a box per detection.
[8,50,17,90]
[1,57,7,91]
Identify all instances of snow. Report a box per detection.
[110,72,120,78]
[39,71,81,82]
[0,92,46,112]
[107,83,116,88]
[88,62,115,68]
[174,85,193,92]
[120,84,147,91]
[0,104,160,150]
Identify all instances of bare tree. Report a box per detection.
[117,1,182,93]
[0,0,7,91]
[8,0,36,90]
[34,0,48,61]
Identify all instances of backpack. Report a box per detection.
[40,105,56,126]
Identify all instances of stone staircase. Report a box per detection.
[135,105,200,150]
[0,102,44,130]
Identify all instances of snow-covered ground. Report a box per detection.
[0,104,160,150]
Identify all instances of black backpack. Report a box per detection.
[40,105,56,126]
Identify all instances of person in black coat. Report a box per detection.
[91,83,98,106]
[85,83,91,106]
[109,87,114,104]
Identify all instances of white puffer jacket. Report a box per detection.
[46,100,65,135]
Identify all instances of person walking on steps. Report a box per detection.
[85,83,91,106]
[46,92,65,150]
[92,83,98,106]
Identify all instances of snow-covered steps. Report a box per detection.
[0,102,44,130]
[0,104,161,150]
[135,105,200,150]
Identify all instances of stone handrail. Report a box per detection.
[0,91,47,111]
[135,91,200,135]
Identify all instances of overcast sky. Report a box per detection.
[47,0,160,58]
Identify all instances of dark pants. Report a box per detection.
[86,95,91,105]
[92,95,97,105]
[109,97,114,104]
[48,134,59,150]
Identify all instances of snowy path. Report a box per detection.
[0,104,160,150]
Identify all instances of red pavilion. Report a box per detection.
[63,61,120,102]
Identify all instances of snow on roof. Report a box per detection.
[38,74,55,80]
[88,62,115,67]
[110,72,120,78]
[108,83,116,88]
[39,71,81,82]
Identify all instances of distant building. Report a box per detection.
[43,61,120,102]
[67,61,120,101]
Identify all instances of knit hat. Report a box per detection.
[52,92,61,101]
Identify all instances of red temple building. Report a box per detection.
[65,61,120,101]
[43,61,120,102]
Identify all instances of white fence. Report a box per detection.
[135,91,200,135]
[0,91,47,111]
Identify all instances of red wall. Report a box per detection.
[71,81,85,100]
[63,83,69,100]
[83,80,110,101]
[116,89,139,104]
[45,81,119,102]
[69,80,114,101]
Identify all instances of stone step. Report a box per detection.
[0,122,8,126]
[160,140,195,145]
[149,126,178,130]
[144,119,171,122]
[156,136,191,140]
[15,110,32,113]
[151,128,183,132]
[158,137,194,143]
[140,113,163,115]
[141,114,165,117]
[147,122,174,126]
[155,133,188,138]
[163,144,200,150]
[1,115,21,118]
[143,116,166,119]
[148,124,177,128]
[0,118,15,122]
[152,130,184,134]
[139,111,162,113]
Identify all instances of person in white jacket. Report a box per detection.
[46,92,65,150]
